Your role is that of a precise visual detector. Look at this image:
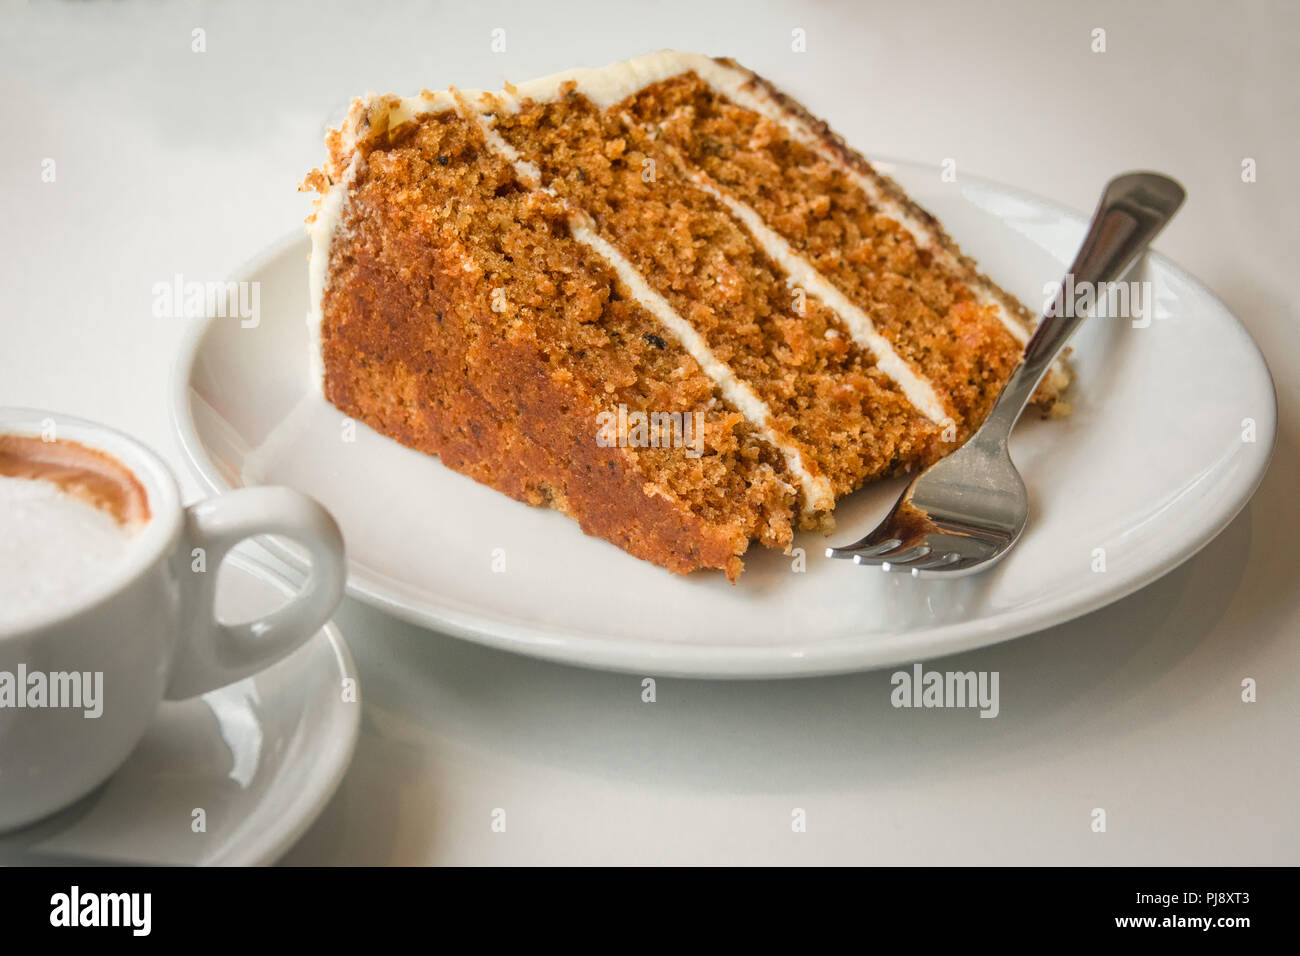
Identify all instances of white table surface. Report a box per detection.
[3,0,1296,865]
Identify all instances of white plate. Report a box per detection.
[173,161,1276,678]
[0,553,360,865]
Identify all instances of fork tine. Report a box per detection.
[825,537,901,561]
[856,544,931,568]
[903,552,961,575]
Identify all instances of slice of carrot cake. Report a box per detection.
[303,51,1067,580]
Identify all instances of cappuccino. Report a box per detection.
[0,434,149,626]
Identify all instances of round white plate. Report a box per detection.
[0,553,360,865]
[173,161,1276,678]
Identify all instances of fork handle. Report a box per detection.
[974,171,1186,443]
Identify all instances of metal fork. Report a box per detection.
[826,171,1185,577]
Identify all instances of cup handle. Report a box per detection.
[164,486,346,700]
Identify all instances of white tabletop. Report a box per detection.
[3,0,1296,864]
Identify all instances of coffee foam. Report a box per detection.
[0,434,150,528]
[0,435,150,626]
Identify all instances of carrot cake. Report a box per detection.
[303,51,1067,580]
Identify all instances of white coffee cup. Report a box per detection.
[0,408,347,831]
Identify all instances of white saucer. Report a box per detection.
[0,552,359,865]
[173,161,1276,678]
